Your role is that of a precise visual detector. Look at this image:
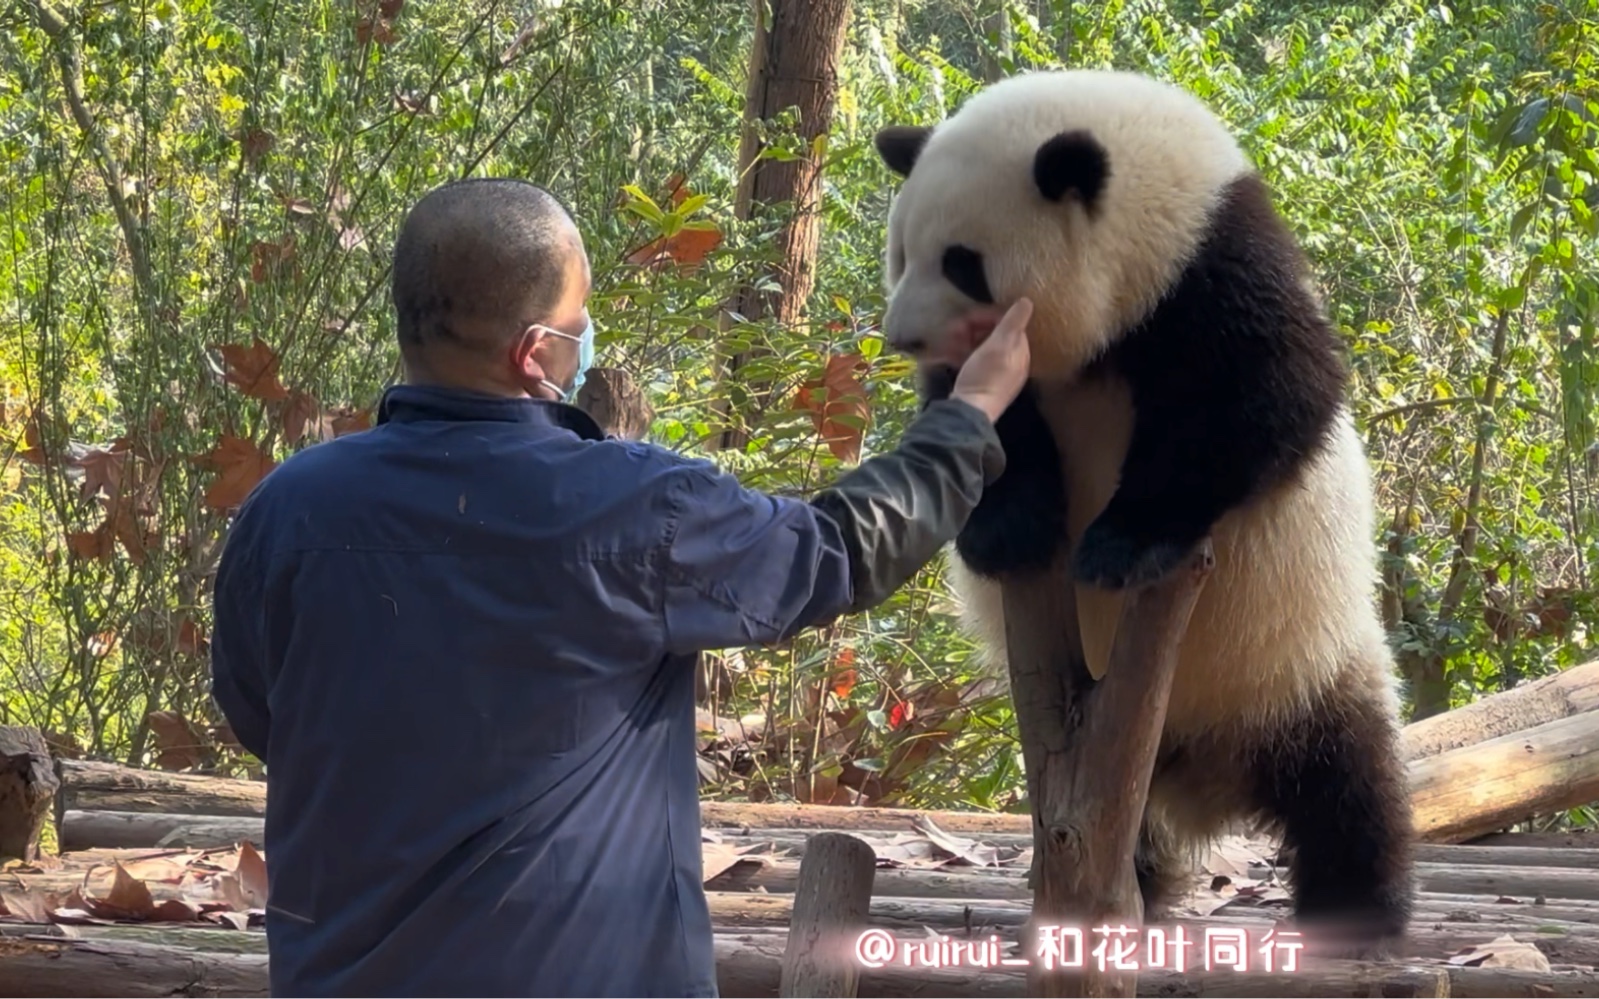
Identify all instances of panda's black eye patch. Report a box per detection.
[942,245,993,304]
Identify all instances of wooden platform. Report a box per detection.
[2,762,1598,997]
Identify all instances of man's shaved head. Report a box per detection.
[391,178,583,354]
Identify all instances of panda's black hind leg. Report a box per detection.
[1250,678,1416,959]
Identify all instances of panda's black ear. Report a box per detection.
[1034,129,1109,208]
[875,125,933,178]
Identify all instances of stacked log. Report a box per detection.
[0,660,1595,996]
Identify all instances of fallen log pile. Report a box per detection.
[0,660,1595,997]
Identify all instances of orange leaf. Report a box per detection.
[829,668,857,700]
[794,352,871,463]
[195,435,277,511]
[176,617,206,657]
[146,710,206,771]
[664,173,689,206]
[238,128,274,166]
[249,237,297,283]
[327,407,372,437]
[356,15,398,45]
[280,390,321,443]
[216,338,290,402]
[18,413,48,465]
[626,226,723,271]
[87,631,118,658]
[108,503,159,566]
[66,524,114,561]
[71,445,127,500]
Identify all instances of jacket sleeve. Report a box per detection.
[659,398,1004,654]
[209,514,272,763]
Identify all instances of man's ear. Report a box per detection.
[508,328,546,390]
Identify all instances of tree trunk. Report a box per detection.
[713,0,854,452]
[978,1,1013,83]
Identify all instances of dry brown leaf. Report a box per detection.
[207,910,250,930]
[0,888,51,923]
[85,862,156,920]
[71,446,127,500]
[151,898,202,922]
[195,435,277,511]
[700,842,747,883]
[216,338,291,402]
[176,618,206,657]
[117,854,200,883]
[236,842,268,905]
[281,390,321,443]
[912,815,1004,867]
[1446,934,1552,971]
[65,525,115,561]
[146,711,208,771]
[794,353,871,464]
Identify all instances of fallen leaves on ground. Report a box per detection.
[0,845,267,931]
[700,837,779,884]
[1446,934,1552,971]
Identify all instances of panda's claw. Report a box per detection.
[1072,520,1193,590]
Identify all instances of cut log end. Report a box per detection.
[0,726,59,861]
[779,832,877,998]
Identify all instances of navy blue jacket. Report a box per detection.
[210,382,1002,997]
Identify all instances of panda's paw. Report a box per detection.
[1072,520,1193,590]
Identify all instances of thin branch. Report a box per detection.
[33,0,159,314]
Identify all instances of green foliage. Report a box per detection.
[2,0,1596,826]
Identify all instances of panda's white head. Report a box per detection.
[875,69,1255,380]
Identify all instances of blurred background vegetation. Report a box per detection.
[3,0,1596,827]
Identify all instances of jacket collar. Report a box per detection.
[376,383,607,441]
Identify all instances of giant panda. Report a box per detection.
[872,68,1416,958]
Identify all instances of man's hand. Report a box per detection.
[948,298,1033,423]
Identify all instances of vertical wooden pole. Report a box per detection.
[1002,542,1214,997]
[0,726,59,861]
[779,831,877,998]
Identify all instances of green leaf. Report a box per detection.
[1509,98,1551,148]
[1510,203,1538,243]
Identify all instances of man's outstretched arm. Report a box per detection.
[658,300,1031,655]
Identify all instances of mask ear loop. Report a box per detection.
[525,324,585,402]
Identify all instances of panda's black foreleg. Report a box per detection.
[918,367,1068,578]
[1250,688,1416,959]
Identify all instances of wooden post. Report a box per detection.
[1002,542,1214,998]
[573,366,655,441]
[779,831,877,998]
[0,726,59,861]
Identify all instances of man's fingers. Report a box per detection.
[996,297,1034,338]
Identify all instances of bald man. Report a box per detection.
[209,178,1032,997]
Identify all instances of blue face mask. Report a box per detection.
[531,315,596,402]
